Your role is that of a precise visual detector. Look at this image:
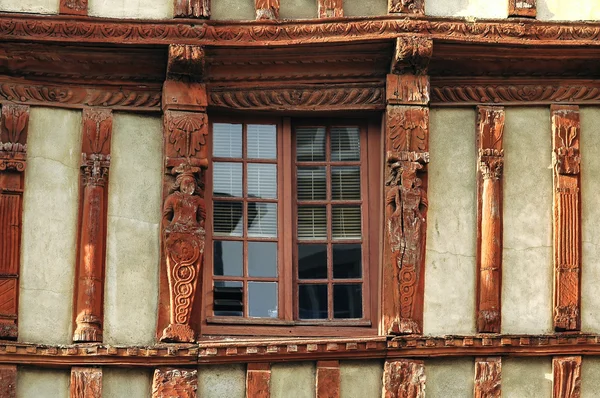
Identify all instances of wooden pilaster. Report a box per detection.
[255,0,280,20]
[553,356,581,398]
[318,0,343,18]
[152,368,197,397]
[246,363,271,398]
[382,359,425,398]
[70,367,102,398]
[316,361,340,398]
[474,357,501,398]
[0,365,16,398]
[174,0,210,18]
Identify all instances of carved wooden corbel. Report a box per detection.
[552,105,581,332]
[60,0,88,16]
[316,361,340,398]
[167,45,205,82]
[72,108,112,343]
[152,368,197,397]
[474,357,501,398]
[174,0,210,18]
[382,359,425,398]
[247,363,271,398]
[70,367,102,398]
[476,106,505,334]
[0,365,16,398]
[255,0,280,20]
[318,0,343,18]
[553,356,581,398]
[391,36,432,76]
[0,103,29,340]
[509,0,536,18]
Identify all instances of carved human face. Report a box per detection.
[180,176,196,195]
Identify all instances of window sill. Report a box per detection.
[206,316,371,327]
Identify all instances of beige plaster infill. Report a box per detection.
[344,0,387,17]
[582,357,600,398]
[280,0,318,19]
[88,0,172,19]
[503,358,552,397]
[271,362,315,398]
[425,358,473,397]
[0,0,58,14]
[211,0,254,20]
[425,0,507,19]
[198,364,246,398]
[17,368,70,398]
[340,360,383,398]
[538,0,600,20]
[103,368,152,398]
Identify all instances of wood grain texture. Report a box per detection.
[0,365,16,398]
[247,363,271,398]
[316,361,340,398]
[509,0,536,18]
[318,0,343,18]
[553,356,581,398]
[382,359,425,398]
[152,368,197,398]
[474,357,501,398]
[70,367,102,398]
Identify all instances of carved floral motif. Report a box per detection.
[152,368,198,398]
[389,0,424,14]
[474,357,501,398]
[60,0,88,14]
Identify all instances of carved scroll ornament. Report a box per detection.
[389,0,424,15]
[474,357,501,398]
[553,356,581,398]
[382,359,425,398]
[152,368,198,398]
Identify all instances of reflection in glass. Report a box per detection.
[247,125,277,159]
[248,203,277,238]
[248,242,278,277]
[213,123,242,158]
[331,127,360,161]
[331,167,360,200]
[333,244,361,279]
[298,244,327,279]
[248,282,278,318]
[213,162,243,197]
[298,284,327,319]
[332,206,361,239]
[297,206,327,240]
[333,284,362,319]
[297,167,326,200]
[213,281,243,317]
[296,127,326,161]
[248,163,277,199]
[213,201,243,237]
[213,241,243,276]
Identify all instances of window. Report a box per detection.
[203,117,380,336]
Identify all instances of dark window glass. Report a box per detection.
[333,284,362,319]
[213,281,243,317]
[213,240,243,277]
[298,244,327,279]
[298,284,328,319]
[332,244,361,279]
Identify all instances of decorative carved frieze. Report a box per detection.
[553,356,581,398]
[474,357,501,398]
[174,0,210,18]
[152,368,197,398]
[552,105,581,332]
[389,0,424,15]
[247,363,271,398]
[382,359,425,398]
[318,0,343,18]
[509,0,536,18]
[316,361,340,398]
[60,0,87,16]
[255,0,280,20]
[476,106,505,334]
[391,36,432,76]
[70,367,102,398]
[0,365,16,398]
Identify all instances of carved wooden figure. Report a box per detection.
[382,359,425,398]
[73,108,112,343]
[0,365,16,398]
[316,361,340,398]
[59,0,87,15]
[474,357,501,398]
[70,367,102,398]
[509,0,536,18]
[174,0,210,18]
[318,0,343,18]
[388,0,424,14]
[152,368,197,398]
[552,105,581,332]
[0,103,29,340]
[247,363,271,398]
[255,0,280,20]
[476,106,505,334]
[553,356,581,398]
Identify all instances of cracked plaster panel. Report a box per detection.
[198,364,245,398]
[19,107,81,345]
[103,113,162,345]
[344,0,387,16]
[271,362,315,398]
[280,0,318,19]
[88,0,172,19]
[104,368,152,398]
[211,0,254,20]
[340,360,383,398]
[425,0,507,18]
[0,0,58,14]
[503,358,552,397]
[538,0,600,20]
[502,108,553,335]
[17,368,69,398]
[424,108,476,336]
[582,358,600,397]
[425,358,473,398]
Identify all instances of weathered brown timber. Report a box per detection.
[255,0,280,20]
[509,0,536,18]
[0,365,16,398]
[70,367,102,398]
[382,359,425,398]
[247,363,271,398]
[318,0,343,18]
[0,104,28,340]
[389,0,424,14]
[316,361,340,398]
[174,0,209,18]
[474,357,501,398]
[152,367,197,397]
[553,356,581,398]
[476,106,505,334]
[59,0,87,16]
[552,105,581,332]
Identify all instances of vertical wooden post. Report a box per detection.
[0,103,29,340]
[476,106,505,334]
[255,0,280,19]
[73,108,112,343]
[316,361,340,398]
[553,356,581,398]
[381,35,431,336]
[70,367,102,398]
[552,105,581,332]
[318,0,343,18]
[247,363,271,398]
[174,0,210,18]
[474,357,501,398]
[59,0,88,15]
[508,0,536,18]
[152,368,197,398]
[0,365,17,398]
[382,359,425,398]
[388,0,424,14]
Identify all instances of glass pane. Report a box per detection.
[296,127,326,162]
[333,284,362,319]
[298,284,328,319]
[247,125,277,159]
[213,123,242,158]
[331,127,360,161]
[213,162,242,198]
[248,282,278,318]
[248,163,277,199]
[332,206,361,240]
[298,244,327,279]
[213,281,243,317]
[331,166,360,200]
[248,203,277,238]
[248,242,278,277]
[213,241,243,276]
[297,167,326,201]
[333,244,361,279]
[297,206,327,240]
[213,201,243,237]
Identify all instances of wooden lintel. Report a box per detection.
[316,360,340,398]
[552,356,581,398]
[474,357,501,398]
[247,363,271,398]
[70,367,102,398]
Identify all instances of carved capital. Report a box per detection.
[165,111,209,163]
[477,106,504,181]
[509,0,536,18]
[318,0,343,18]
[552,106,580,175]
[391,36,432,75]
[389,0,424,15]
[383,359,425,398]
[0,104,28,172]
[168,45,205,82]
[474,357,501,398]
[386,74,430,105]
[553,356,581,398]
[152,368,197,398]
[174,0,210,18]
[255,0,280,20]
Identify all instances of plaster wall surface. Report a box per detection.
[103,368,152,398]
[502,357,552,397]
[211,0,254,20]
[0,0,58,14]
[19,107,81,345]
[538,0,600,20]
[582,357,600,398]
[339,360,383,397]
[17,368,69,398]
[280,0,318,19]
[103,113,162,345]
[271,362,315,398]
[88,0,172,19]
[425,0,507,19]
[502,107,553,335]
[424,108,476,336]
[198,364,246,398]
[424,358,473,397]
[344,0,387,17]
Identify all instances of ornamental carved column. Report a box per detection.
[382,35,431,336]
[318,0,343,18]
[474,357,501,398]
[152,368,197,398]
[174,0,210,18]
[0,103,29,340]
[73,108,112,343]
[158,45,208,343]
[553,356,581,398]
[382,359,425,398]
[70,367,102,398]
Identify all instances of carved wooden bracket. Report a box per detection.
[0,365,16,398]
[0,103,29,340]
[247,363,271,398]
[389,0,424,14]
[316,361,340,398]
[255,0,280,20]
[509,0,536,18]
[382,359,425,398]
[474,357,501,398]
[318,0,343,18]
[174,0,210,18]
[168,45,205,82]
[152,368,198,397]
[552,105,581,332]
[60,0,88,16]
[391,36,432,76]
[553,356,581,398]
[73,108,112,343]
[387,74,429,106]
[476,106,505,334]
[70,367,102,398]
